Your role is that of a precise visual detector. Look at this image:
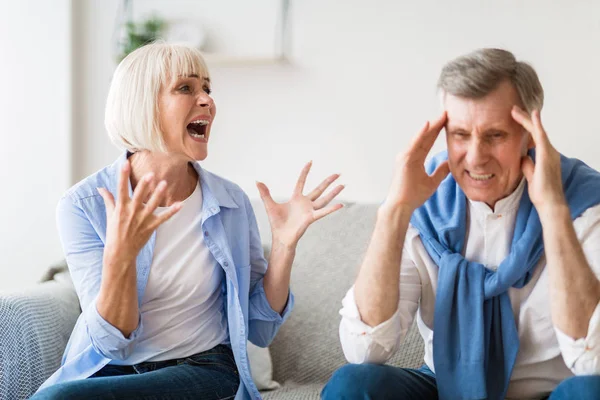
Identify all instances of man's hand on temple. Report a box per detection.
[382,112,451,213]
[512,106,567,215]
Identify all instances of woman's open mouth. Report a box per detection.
[187,119,209,142]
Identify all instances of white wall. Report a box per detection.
[0,0,71,291]
[75,0,600,206]
[0,1,593,291]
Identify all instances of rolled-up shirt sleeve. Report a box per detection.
[243,194,294,347]
[82,298,143,360]
[248,277,294,347]
[339,252,422,364]
[555,301,600,374]
[57,194,141,360]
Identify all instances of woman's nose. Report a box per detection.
[197,93,213,108]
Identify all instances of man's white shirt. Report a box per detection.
[339,179,600,399]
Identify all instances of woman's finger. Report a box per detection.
[97,188,115,215]
[150,202,182,230]
[294,161,312,195]
[313,185,345,210]
[117,160,131,206]
[131,173,155,208]
[144,180,167,214]
[313,203,344,221]
[256,181,276,209]
[307,174,340,201]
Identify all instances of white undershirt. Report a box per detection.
[339,179,600,399]
[116,181,228,364]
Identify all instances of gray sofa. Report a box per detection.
[0,202,425,399]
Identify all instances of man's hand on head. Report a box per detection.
[511,106,567,215]
[382,112,451,213]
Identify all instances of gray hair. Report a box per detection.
[437,48,544,113]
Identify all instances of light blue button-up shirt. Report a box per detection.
[37,153,294,399]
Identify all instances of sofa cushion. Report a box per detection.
[262,382,323,399]
[0,275,80,400]
[248,341,280,390]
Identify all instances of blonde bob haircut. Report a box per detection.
[105,41,210,152]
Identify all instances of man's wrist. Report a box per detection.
[537,201,570,226]
[378,202,414,226]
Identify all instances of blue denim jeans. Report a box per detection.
[321,363,600,400]
[321,363,438,399]
[547,375,600,400]
[32,344,239,400]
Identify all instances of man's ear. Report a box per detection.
[522,128,535,149]
[527,133,535,149]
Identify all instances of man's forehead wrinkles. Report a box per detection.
[446,119,512,132]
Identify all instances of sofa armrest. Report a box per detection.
[0,275,80,399]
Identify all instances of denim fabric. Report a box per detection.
[547,375,600,400]
[321,364,438,400]
[323,363,600,400]
[31,345,240,400]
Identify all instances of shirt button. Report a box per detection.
[204,231,209,237]
[224,262,229,267]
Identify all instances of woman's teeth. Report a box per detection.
[468,171,494,181]
[189,131,205,139]
[187,119,209,139]
[190,120,209,126]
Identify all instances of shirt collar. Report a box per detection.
[468,177,526,216]
[190,161,239,209]
[108,152,238,209]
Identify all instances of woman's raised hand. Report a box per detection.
[97,160,182,266]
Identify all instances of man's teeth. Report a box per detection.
[468,172,493,181]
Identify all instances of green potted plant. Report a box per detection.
[118,15,166,61]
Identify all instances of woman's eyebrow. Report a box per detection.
[183,74,210,83]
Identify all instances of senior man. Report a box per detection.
[322,49,600,400]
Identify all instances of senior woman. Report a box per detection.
[32,42,344,400]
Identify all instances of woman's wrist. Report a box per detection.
[270,235,298,254]
[103,248,137,273]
